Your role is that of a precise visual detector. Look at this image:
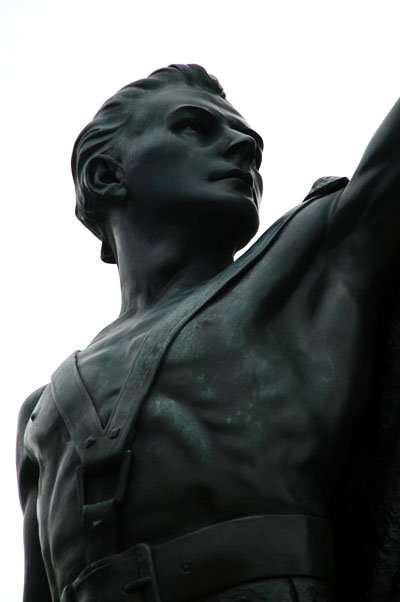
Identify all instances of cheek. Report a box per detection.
[135,139,191,178]
[123,134,210,202]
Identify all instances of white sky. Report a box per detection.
[2,0,400,599]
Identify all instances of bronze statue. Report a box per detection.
[16,65,400,602]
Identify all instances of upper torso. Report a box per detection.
[23,182,383,597]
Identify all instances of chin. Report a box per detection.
[232,220,260,252]
[188,193,260,251]
[223,199,260,253]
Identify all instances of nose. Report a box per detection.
[223,131,256,165]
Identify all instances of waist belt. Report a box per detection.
[61,513,334,602]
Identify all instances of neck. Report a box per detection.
[106,211,235,315]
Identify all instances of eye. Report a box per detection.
[180,118,204,133]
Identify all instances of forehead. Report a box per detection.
[124,84,256,137]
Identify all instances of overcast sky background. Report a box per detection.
[2,1,400,599]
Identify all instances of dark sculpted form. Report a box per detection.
[17,65,400,602]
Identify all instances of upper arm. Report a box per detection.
[17,387,52,602]
[326,98,400,267]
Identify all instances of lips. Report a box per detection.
[211,169,254,187]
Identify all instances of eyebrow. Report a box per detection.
[169,105,216,121]
[169,105,264,150]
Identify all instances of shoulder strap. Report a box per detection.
[51,352,132,563]
[51,353,122,468]
[302,176,349,203]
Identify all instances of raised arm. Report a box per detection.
[17,387,52,602]
[327,98,400,269]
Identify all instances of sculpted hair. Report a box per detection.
[71,64,226,263]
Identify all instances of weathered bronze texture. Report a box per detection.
[17,65,400,601]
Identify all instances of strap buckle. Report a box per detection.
[76,449,132,509]
[121,544,161,602]
[75,450,132,562]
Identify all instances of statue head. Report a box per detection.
[71,65,263,263]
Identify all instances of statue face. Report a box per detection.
[118,84,263,246]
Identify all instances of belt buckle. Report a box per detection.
[121,544,161,602]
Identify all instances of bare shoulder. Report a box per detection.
[17,385,48,498]
[17,385,48,441]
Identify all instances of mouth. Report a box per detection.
[211,169,254,187]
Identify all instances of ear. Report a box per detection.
[83,154,128,203]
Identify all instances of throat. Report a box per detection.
[118,246,234,315]
[105,209,237,315]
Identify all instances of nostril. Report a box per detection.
[224,136,256,163]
